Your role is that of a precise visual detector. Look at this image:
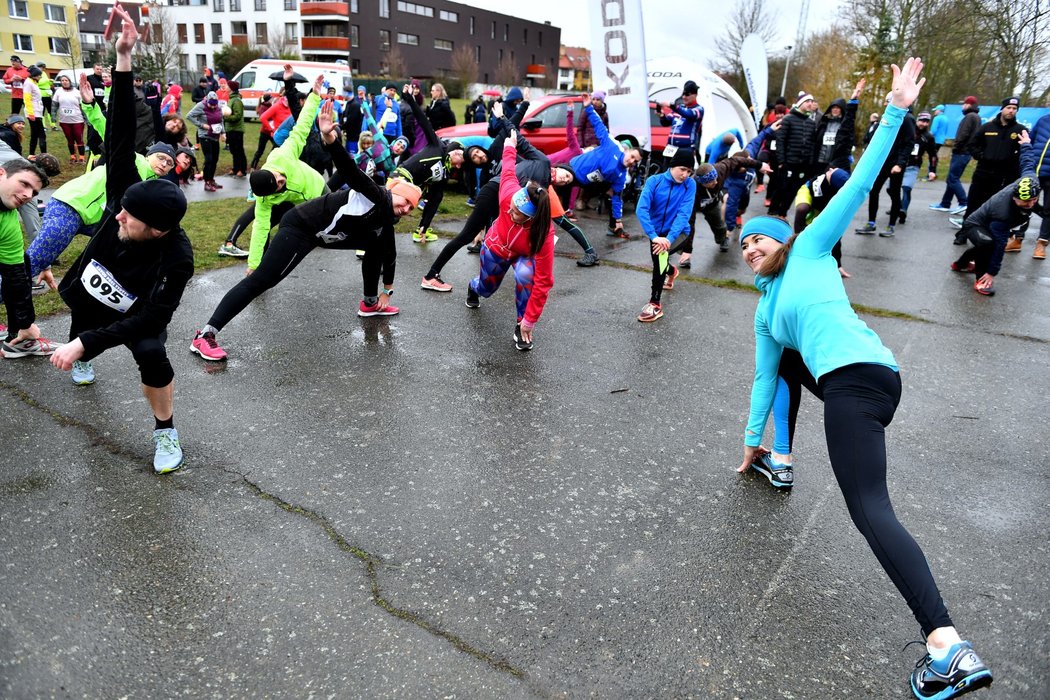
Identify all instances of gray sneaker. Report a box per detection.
[152,428,184,474]
[2,336,62,358]
[576,250,600,267]
[218,243,249,258]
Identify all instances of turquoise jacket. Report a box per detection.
[744,104,906,447]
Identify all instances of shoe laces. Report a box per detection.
[902,639,933,670]
[199,332,220,349]
[154,431,179,453]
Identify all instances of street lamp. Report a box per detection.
[780,45,793,98]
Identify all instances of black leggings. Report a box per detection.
[649,235,689,304]
[0,258,35,339]
[250,132,274,170]
[425,178,501,280]
[201,138,219,181]
[69,316,173,387]
[208,213,387,331]
[28,117,47,155]
[955,224,996,278]
[868,166,904,225]
[782,361,953,636]
[768,167,808,217]
[686,203,728,253]
[227,131,247,174]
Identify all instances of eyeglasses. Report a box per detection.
[153,155,174,167]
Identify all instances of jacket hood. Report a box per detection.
[505,87,523,104]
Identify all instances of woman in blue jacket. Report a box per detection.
[736,58,993,700]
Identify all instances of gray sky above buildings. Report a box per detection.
[453,0,841,67]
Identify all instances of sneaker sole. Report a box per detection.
[637,313,663,323]
[750,461,794,488]
[421,282,453,292]
[189,344,228,362]
[1,346,54,358]
[71,375,95,386]
[217,250,248,258]
[911,669,992,700]
[154,458,184,475]
[465,301,480,309]
[358,310,399,317]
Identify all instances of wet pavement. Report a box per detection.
[2,178,1048,698]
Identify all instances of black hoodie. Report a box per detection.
[814,97,858,170]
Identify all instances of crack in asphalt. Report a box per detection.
[0,379,538,692]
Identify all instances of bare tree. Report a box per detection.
[383,44,407,80]
[495,55,519,86]
[791,25,859,106]
[139,5,182,83]
[450,45,478,96]
[54,21,82,72]
[714,0,783,100]
[266,24,300,60]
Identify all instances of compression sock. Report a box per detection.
[155,415,174,430]
[201,324,220,337]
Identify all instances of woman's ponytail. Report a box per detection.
[527,183,551,255]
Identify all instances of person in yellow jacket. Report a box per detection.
[220,73,328,269]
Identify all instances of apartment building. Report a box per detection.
[3,0,89,71]
[161,0,560,83]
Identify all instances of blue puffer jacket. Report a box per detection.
[568,105,629,219]
[1030,113,1050,179]
[636,170,696,244]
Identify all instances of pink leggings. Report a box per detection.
[60,122,85,156]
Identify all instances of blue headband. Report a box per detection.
[739,216,792,244]
[511,188,536,218]
[697,168,718,185]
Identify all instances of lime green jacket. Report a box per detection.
[52,102,156,225]
[248,91,326,269]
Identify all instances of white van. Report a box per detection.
[231,59,353,119]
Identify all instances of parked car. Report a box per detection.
[436,94,672,155]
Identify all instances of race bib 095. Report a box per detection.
[80,259,137,313]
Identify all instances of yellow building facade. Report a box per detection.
[3,0,81,71]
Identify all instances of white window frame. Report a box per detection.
[439,9,456,22]
[44,3,67,22]
[9,0,29,19]
[49,36,71,56]
[396,32,418,46]
[434,38,452,51]
[13,34,33,52]
[285,22,298,42]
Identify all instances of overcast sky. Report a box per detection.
[452,0,842,66]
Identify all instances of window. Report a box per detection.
[285,22,298,41]
[523,27,527,45]
[43,4,66,22]
[434,38,452,51]
[351,59,360,72]
[350,0,357,11]
[439,9,456,21]
[284,0,296,9]
[254,0,265,10]
[255,22,267,44]
[231,20,247,34]
[538,31,542,47]
[498,48,503,62]
[237,70,256,89]
[379,29,390,51]
[469,16,474,35]
[397,32,418,46]
[230,0,240,10]
[8,0,28,19]
[177,23,188,43]
[532,102,568,129]
[379,0,389,18]
[490,21,495,39]
[397,1,432,17]
[504,23,508,41]
[213,0,224,10]
[194,23,205,43]
[474,45,480,63]
[350,24,359,48]
[178,54,189,70]
[49,37,70,55]
[211,23,222,43]
[197,54,208,70]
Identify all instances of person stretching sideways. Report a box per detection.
[736,57,993,700]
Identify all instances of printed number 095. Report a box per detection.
[89,274,123,304]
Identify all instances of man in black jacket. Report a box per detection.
[768,92,818,217]
[952,96,1028,225]
[48,8,195,475]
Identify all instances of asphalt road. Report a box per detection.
[2,176,1048,698]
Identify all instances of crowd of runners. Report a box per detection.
[3,10,1036,697]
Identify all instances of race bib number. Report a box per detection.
[822,132,837,146]
[429,161,445,181]
[912,143,921,156]
[61,107,76,116]
[211,123,223,134]
[662,144,678,158]
[585,169,605,184]
[12,79,22,89]
[80,259,137,313]
[94,87,105,97]
[768,140,777,151]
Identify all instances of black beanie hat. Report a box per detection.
[669,149,695,170]
[249,169,279,197]
[121,179,187,232]
[682,80,699,95]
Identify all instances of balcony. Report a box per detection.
[526,64,547,79]
[231,34,249,46]
[301,36,350,51]
[300,1,348,17]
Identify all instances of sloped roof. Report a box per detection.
[559,46,590,72]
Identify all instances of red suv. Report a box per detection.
[436,94,671,155]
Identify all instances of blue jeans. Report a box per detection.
[940,153,970,207]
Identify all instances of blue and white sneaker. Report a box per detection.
[750,453,794,488]
[928,203,953,212]
[950,205,968,215]
[910,641,992,699]
[152,428,184,474]
[71,360,95,385]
